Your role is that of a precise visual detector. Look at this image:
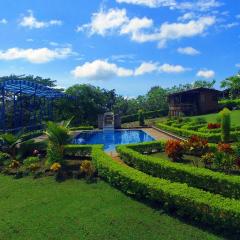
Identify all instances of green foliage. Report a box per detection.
[121,109,168,123]
[221,72,240,98]
[69,126,94,131]
[20,130,44,142]
[138,109,145,126]
[45,121,72,164]
[64,144,99,157]
[0,133,22,159]
[219,98,240,110]
[23,156,40,167]
[92,146,240,233]
[220,108,231,143]
[116,142,240,199]
[0,151,10,165]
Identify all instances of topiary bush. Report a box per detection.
[138,109,145,126]
[220,108,231,143]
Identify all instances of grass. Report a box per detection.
[0,175,224,240]
[187,110,240,126]
[122,110,240,128]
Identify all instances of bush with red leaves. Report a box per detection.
[207,123,221,129]
[165,140,184,162]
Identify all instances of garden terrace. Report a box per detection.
[116,141,240,199]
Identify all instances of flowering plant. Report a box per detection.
[165,140,184,162]
[9,160,20,169]
[184,135,208,156]
[80,160,95,178]
[217,143,233,154]
[50,162,61,172]
[207,123,221,129]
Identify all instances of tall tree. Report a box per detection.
[221,72,240,99]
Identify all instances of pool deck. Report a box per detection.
[141,127,175,141]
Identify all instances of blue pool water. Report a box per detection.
[73,130,155,152]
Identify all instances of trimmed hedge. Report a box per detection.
[64,144,102,157]
[92,146,240,233]
[20,130,44,142]
[70,126,94,131]
[219,99,240,110]
[117,143,240,199]
[121,109,168,124]
[156,123,240,143]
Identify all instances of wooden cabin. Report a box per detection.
[168,87,221,116]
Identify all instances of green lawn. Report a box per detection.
[0,175,224,240]
[188,110,240,126]
[122,110,240,128]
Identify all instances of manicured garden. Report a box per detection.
[1,109,240,239]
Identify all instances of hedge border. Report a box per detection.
[91,146,240,233]
[156,123,240,143]
[116,141,240,199]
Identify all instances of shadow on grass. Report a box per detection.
[113,186,240,240]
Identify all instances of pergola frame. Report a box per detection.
[0,80,68,133]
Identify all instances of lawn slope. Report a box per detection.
[0,175,222,240]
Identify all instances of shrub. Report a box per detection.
[92,146,240,233]
[220,108,231,143]
[0,152,10,166]
[117,144,240,199]
[23,156,40,167]
[165,140,184,162]
[208,123,221,129]
[70,126,94,131]
[47,143,64,165]
[201,152,215,168]
[80,160,95,180]
[138,110,145,126]
[121,109,168,123]
[217,143,233,154]
[184,135,208,156]
[50,162,61,172]
[64,144,100,157]
[8,160,20,169]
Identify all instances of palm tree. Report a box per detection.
[45,119,73,164]
[221,72,240,99]
[0,133,22,159]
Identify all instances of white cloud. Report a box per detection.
[71,60,188,80]
[220,22,239,29]
[79,8,215,47]
[236,63,240,68]
[196,69,215,78]
[19,10,62,29]
[177,46,200,55]
[0,47,72,63]
[116,0,176,8]
[71,60,133,80]
[134,62,158,75]
[159,63,188,73]
[156,16,215,47]
[116,0,221,11]
[76,8,128,35]
[0,18,7,24]
[178,12,196,21]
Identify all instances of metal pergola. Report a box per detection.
[0,80,69,132]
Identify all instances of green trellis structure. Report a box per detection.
[0,79,70,133]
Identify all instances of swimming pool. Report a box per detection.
[73,129,155,152]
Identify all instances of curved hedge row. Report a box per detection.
[91,146,240,233]
[156,123,240,143]
[116,143,240,199]
[219,99,240,110]
[121,109,168,124]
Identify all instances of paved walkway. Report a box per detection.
[141,127,175,141]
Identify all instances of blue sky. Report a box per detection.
[0,0,239,96]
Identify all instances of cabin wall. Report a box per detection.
[198,92,219,114]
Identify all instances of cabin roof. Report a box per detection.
[168,87,221,98]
